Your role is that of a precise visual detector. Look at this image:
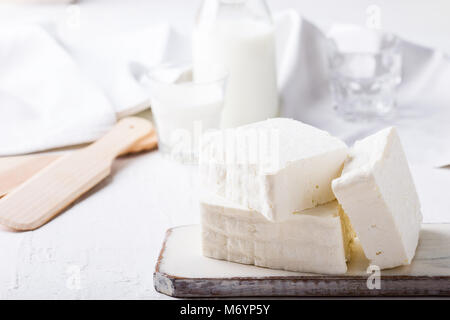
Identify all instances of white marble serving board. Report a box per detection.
[154,224,450,297]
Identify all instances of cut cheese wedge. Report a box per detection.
[200,118,348,222]
[201,195,354,275]
[332,127,422,269]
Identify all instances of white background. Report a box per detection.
[1,0,450,52]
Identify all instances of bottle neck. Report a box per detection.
[196,0,272,28]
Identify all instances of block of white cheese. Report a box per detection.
[201,195,354,275]
[332,127,422,269]
[200,118,348,222]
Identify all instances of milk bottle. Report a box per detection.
[193,0,279,128]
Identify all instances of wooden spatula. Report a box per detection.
[0,117,153,231]
[0,130,157,199]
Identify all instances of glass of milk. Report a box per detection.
[193,0,279,128]
[145,63,227,163]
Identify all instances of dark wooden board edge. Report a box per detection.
[153,226,450,298]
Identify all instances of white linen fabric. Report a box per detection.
[0,24,115,155]
[0,10,449,168]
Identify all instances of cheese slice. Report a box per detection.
[332,127,422,269]
[201,195,354,275]
[200,118,348,222]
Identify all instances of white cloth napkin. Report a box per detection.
[0,24,115,156]
[1,10,449,168]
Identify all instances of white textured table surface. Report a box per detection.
[0,150,449,299]
[0,0,449,299]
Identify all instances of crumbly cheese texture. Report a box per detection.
[332,127,422,269]
[200,118,348,222]
[201,195,353,275]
